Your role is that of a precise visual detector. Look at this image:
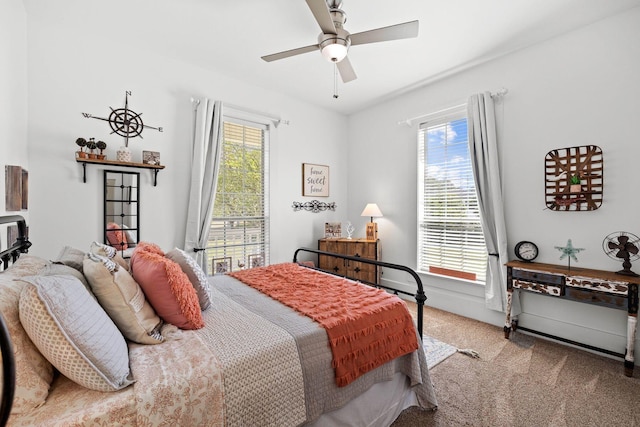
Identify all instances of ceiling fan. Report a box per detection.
[261,0,419,84]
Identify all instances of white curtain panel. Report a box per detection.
[467,92,509,312]
[184,99,224,275]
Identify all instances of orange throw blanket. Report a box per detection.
[228,263,418,387]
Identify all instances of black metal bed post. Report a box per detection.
[293,247,427,338]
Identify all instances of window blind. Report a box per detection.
[207,118,269,273]
[417,109,487,283]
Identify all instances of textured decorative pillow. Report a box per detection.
[83,253,164,345]
[52,246,85,272]
[106,222,128,250]
[18,275,133,392]
[166,248,211,310]
[130,248,204,330]
[135,241,165,256]
[0,256,53,415]
[90,241,129,271]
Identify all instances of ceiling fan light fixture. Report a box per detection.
[321,41,348,62]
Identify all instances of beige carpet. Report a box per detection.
[392,304,640,426]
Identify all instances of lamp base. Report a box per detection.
[366,222,378,240]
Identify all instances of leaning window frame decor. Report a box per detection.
[417,107,488,283]
[206,116,270,274]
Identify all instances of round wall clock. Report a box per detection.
[514,241,538,262]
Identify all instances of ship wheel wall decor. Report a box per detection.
[602,232,640,276]
[82,91,163,147]
[544,145,603,211]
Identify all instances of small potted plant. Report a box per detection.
[75,137,87,159]
[569,174,582,193]
[86,138,98,159]
[96,140,107,160]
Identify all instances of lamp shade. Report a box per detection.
[361,203,383,219]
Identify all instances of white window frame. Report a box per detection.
[417,106,487,284]
[207,112,270,273]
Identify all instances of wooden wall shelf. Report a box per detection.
[76,158,165,186]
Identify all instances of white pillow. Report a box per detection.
[19,274,133,392]
[166,248,211,310]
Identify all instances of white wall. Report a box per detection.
[348,8,640,356]
[0,0,29,236]
[22,2,348,263]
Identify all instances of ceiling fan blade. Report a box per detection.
[350,20,419,46]
[337,56,357,83]
[305,0,337,34]
[261,44,319,62]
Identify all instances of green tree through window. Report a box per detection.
[208,120,269,273]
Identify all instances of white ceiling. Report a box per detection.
[23,0,640,115]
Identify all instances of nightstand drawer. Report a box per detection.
[513,279,562,296]
[512,269,564,286]
[564,287,627,310]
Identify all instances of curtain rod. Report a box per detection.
[398,87,508,127]
[191,98,290,128]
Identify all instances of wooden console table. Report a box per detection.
[504,260,640,377]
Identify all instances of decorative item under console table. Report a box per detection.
[504,260,640,377]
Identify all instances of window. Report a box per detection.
[207,118,269,273]
[417,108,487,283]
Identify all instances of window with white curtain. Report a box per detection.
[207,118,269,273]
[417,107,487,283]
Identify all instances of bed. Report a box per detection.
[0,215,437,426]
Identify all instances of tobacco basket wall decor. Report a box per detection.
[544,145,603,211]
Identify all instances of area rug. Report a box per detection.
[423,335,458,368]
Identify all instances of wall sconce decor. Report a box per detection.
[361,203,383,240]
[292,200,336,213]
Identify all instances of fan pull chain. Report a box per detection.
[333,62,339,99]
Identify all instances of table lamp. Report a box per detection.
[361,203,383,240]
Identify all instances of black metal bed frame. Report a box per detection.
[0,215,31,427]
[293,247,427,338]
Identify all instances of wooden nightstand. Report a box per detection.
[318,238,381,285]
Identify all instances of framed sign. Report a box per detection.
[302,163,329,197]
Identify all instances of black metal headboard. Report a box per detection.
[0,215,31,427]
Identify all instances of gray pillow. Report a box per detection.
[166,248,211,310]
[42,263,91,292]
[18,274,133,392]
[52,246,85,273]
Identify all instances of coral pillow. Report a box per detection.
[130,248,203,330]
[135,241,165,256]
[106,222,128,250]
